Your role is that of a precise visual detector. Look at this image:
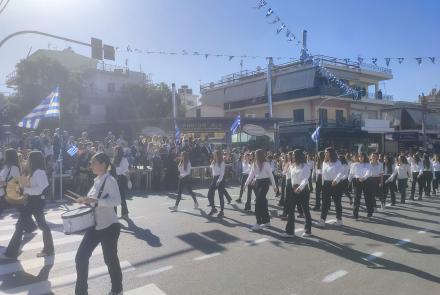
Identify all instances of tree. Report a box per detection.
[4,56,83,127]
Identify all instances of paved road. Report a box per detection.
[0,185,439,295]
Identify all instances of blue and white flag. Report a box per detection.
[67,145,78,157]
[311,126,321,143]
[230,115,241,135]
[18,87,60,129]
[174,120,180,144]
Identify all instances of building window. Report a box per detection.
[107,83,115,93]
[293,109,305,122]
[319,108,328,124]
[196,108,201,118]
[336,109,344,124]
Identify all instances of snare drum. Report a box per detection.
[61,207,95,235]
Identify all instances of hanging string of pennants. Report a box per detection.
[355,56,437,67]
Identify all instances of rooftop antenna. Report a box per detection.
[300,30,308,62]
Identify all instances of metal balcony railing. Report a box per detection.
[279,118,362,129]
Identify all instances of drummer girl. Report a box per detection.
[75,152,123,295]
[2,150,54,259]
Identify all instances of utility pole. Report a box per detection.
[421,93,428,151]
[172,83,177,120]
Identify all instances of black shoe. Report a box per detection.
[236,199,242,203]
[227,199,232,205]
[208,208,218,216]
[217,211,224,218]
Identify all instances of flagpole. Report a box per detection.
[58,86,63,202]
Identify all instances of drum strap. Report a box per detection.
[93,176,108,208]
[1,168,12,190]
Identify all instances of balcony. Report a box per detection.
[279,118,361,129]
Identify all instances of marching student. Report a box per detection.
[317,147,344,227]
[312,151,325,211]
[75,152,123,295]
[246,149,277,231]
[282,149,312,238]
[367,153,383,211]
[421,153,433,198]
[170,151,198,211]
[277,153,289,208]
[0,149,21,217]
[113,146,129,219]
[339,155,353,205]
[432,154,440,195]
[207,150,226,218]
[2,151,54,259]
[382,155,396,206]
[409,154,423,200]
[280,152,292,219]
[267,154,280,197]
[307,153,315,193]
[352,153,371,220]
[236,153,252,204]
[386,155,411,204]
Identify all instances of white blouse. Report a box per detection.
[388,164,411,181]
[246,162,276,187]
[351,162,371,180]
[340,164,350,180]
[367,162,384,178]
[24,169,49,196]
[179,161,192,178]
[0,165,20,196]
[290,164,310,191]
[410,161,423,174]
[432,161,440,172]
[115,157,129,176]
[87,173,121,230]
[211,162,225,182]
[322,160,344,183]
[242,161,252,175]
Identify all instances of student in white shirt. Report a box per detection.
[313,151,325,211]
[306,153,315,193]
[3,151,54,259]
[0,149,21,217]
[432,154,440,195]
[338,155,353,205]
[237,153,253,207]
[75,152,122,295]
[410,153,423,200]
[207,150,226,218]
[113,146,129,218]
[317,147,344,227]
[421,153,433,198]
[279,153,292,218]
[386,155,411,204]
[170,151,198,211]
[246,149,277,231]
[382,155,396,206]
[282,149,312,238]
[367,152,383,212]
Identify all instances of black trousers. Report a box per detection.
[410,172,423,199]
[255,178,271,225]
[116,175,129,216]
[367,177,380,208]
[397,178,408,204]
[422,171,433,196]
[353,178,375,218]
[175,176,197,206]
[285,186,311,234]
[282,179,303,216]
[320,181,342,221]
[382,175,396,204]
[75,223,122,295]
[433,171,440,193]
[315,174,323,208]
[308,174,314,193]
[207,176,225,211]
[279,175,287,205]
[340,179,351,199]
[6,196,54,257]
[238,173,249,200]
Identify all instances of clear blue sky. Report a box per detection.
[1,0,439,101]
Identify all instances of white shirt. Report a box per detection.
[422,161,433,172]
[284,163,291,180]
[115,157,129,176]
[87,173,121,230]
[211,162,225,182]
[0,165,20,196]
[24,169,49,196]
[388,164,411,181]
[341,164,350,180]
[246,162,276,187]
[410,160,423,175]
[367,162,383,178]
[179,161,192,178]
[351,162,371,180]
[290,163,310,191]
[242,161,251,175]
[322,160,344,183]
[432,161,440,172]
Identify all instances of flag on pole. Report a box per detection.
[18,86,60,129]
[174,120,180,144]
[67,145,79,157]
[311,126,321,143]
[230,115,241,135]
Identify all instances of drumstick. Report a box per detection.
[66,190,83,199]
[64,194,80,203]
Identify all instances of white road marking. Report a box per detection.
[0,248,103,276]
[0,223,63,232]
[246,238,269,246]
[322,269,348,283]
[395,238,411,246]
[193,252,221,261]
[362,251,384,262]
[137,265,174,277]
[2,261,134,295]
[0,216,62,226]
[125,283,167,295]
[0,231,66,243]
[417,229,430,234]
[21,235,83,251]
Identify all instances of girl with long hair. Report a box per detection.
[245,149,277,231]
[113,146,129,219]
[352,153,372,219]
[366,153,383,212]
[207,150,226,218]
[410,153,424,200]
[170,151,198,211]
[386,155,411,204]
[313,151,325,211]
[339,155,353,205]
[382,155,396,206]
[421,153,433,198]
[432,154,440,195]
[236,153,253,205]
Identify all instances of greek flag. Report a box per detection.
[67,145,78,157]
[175,120,180,144]
[230,115,241,135]
[18,87,60,129]
[311,126,321,143]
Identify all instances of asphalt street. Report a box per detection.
[0,184,439,295]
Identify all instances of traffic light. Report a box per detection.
[103,44,115,61]
[91,37,103,60]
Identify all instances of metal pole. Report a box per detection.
[267,57,273,118]
[0,30,91,49]
[172,83,177,120]
[421,93,427,151]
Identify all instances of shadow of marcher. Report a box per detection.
[120,217,162,247]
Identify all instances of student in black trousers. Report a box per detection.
[282,149,312,238]
[207,150,226,218]
[432,154,440,195]
[352,153,371,220]
[236,153,251,203]
[382,155,396,206]
[113,146,129,218]
[409,154,423,200]
[170,151,198,211]
[313,151,325,211]
[367,153,383,212]
[386,155,411,204]
[421,153,433,198]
